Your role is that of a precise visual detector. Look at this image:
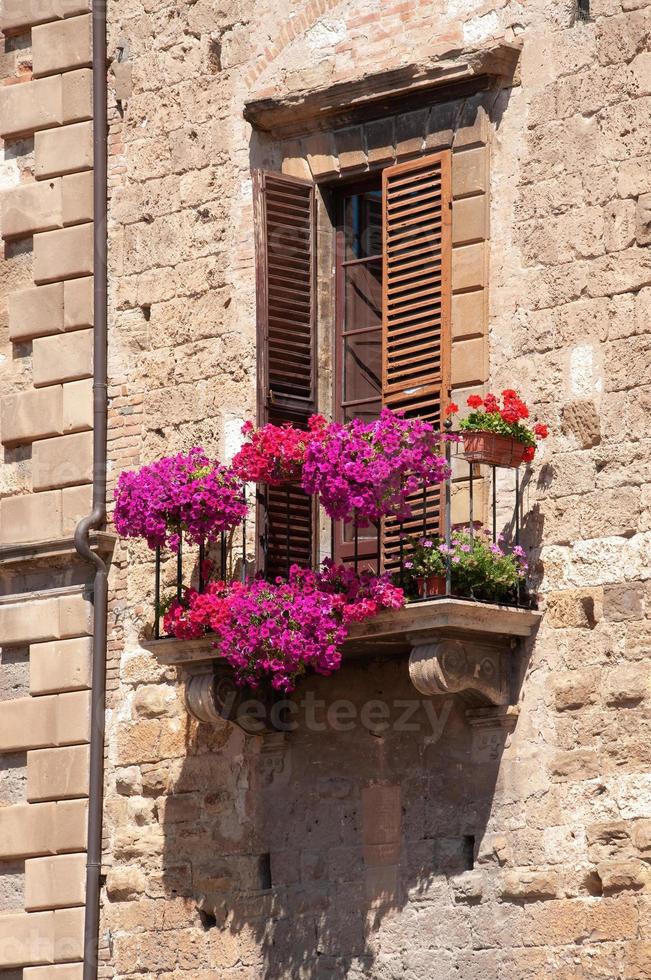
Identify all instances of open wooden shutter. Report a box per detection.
[381,151,452,568]
[254,171,316,577]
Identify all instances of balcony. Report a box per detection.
[141,436,542,736]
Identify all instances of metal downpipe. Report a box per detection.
[74,1,109,977]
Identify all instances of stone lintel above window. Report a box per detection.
[244,40,522,139]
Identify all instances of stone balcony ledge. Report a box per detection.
[143,599,542,734]
[0,531,116,568]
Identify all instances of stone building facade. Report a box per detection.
[0,0,650,978]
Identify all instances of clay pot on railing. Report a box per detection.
[416,574,447,599]
[462,431,526,468]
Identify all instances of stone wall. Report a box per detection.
[0,0,650,978]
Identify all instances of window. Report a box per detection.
[254,150,452,574]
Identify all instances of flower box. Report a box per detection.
[462,431,527,468]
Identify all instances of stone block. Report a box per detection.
[452,194,488,246]
[25,853,86,911]
[424,101,456,151]
[561,399,601,449]
[452,242,486,292]
[1,0,89,33]
[636,192,651,246]
[62,172,93,226]
[0,491,63,546]
[552,670,598,711]
[33,329,93,387]
[61,483,92,535]
[8,283,65,342]
[25,966,84,979]
[280,140,311,180]
[1,387,64,445]
[56,593,92,639]
[33,431,93,490]
[64,277,93,330]
[453,147,487,198]
[0,598,60,646]
[33,224,93,284]
[597,859,649,893]
[451,336,487,386]
[0,803,57,860]
[0,909,54,968]
[55,691,90,746]
[453,95,490,149]
[32,14,92,78]
[61,69,92,124]
[305,132,339,179]
[0,76,62,139]
[62,379,92,433]
[0,697,55,753]
[27,744,89,802]
[605,664,649,706]
[364,117,395,165]
[603,583,644,622]
[334,126,367,173]
[395,108,427,158]
[500,870,559,901]
[35,121,93,179]
[53,906,84,962]
[2,179,63,240]
[30,637,92,695]
[52,800,87,854]
[452,289,485,340]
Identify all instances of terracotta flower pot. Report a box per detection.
[416,574,447,598]
[462,431,527,468]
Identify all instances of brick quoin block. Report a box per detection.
[0,799,87,861]
[30,637,92,695]
[33,329,93,386]
[0,593,91,646]
[27,744,90,802]
[33,224,93,284]
[0,491,63,545]
[32,430,93,490]
[1,178,63,240]
[1,386,64,445]
[25,852,86,911]
[24,966,83,980]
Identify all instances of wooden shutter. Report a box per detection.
[254,171,316,577]
[381,151,452,568]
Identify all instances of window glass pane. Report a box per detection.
[344,190,382,259]
[344,260,381,331]
[344,331,381,403]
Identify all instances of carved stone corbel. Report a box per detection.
[408,637,510,707]
[185,666,280,735]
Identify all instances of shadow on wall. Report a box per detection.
[157,646,532,977]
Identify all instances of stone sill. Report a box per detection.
[144,598,541,667]
[0,532,116,567]
[244,40,522,137]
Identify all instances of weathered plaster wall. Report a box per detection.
[0,0,650,977]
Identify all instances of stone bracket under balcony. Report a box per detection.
[144,598,542,735]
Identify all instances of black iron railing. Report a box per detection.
[152,436,532,638]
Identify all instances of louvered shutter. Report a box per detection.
[381,151,452,568]
[253,171,316,577]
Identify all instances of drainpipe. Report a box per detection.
[74,1,108,977]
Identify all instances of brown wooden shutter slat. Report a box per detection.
[381,151,452,570]
[254,170,316,576]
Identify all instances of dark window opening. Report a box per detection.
[462,834,475,871]
[577,0,590,20]
[259,852,272,891]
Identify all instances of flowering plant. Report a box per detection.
[114,448,247,552]
[446,391,549,463]
[163,562,405,691]
[302,408,452,525]
[232,416,327,485]
[401,528,528,602]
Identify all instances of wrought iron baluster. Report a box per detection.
[286,485,291,578]
[242,487,247,583]
[198,540,205,593]
[354,515,359,574]
[492,465,497,543]
[154,546,161,640]
[445,440,452,598]
[220,530,226,580]
[176,536,183,603]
